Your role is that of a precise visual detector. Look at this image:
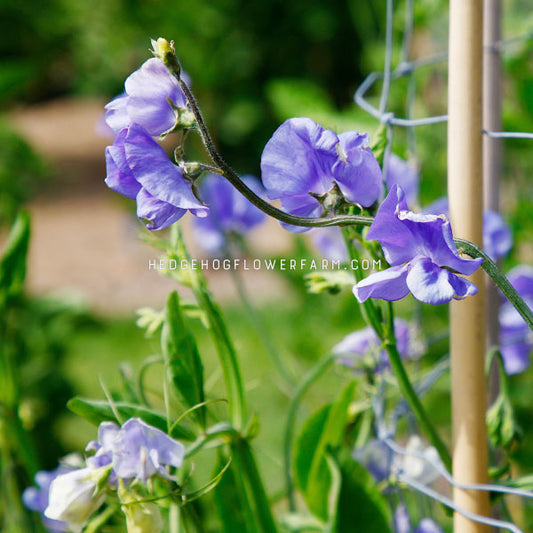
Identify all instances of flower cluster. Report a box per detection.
[261,117,383,230]
[23,418,185,533]
[354,185,483,305]
[104,55,208,230]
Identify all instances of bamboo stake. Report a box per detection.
[448,1,491,532]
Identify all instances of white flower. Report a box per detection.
[394,435,442,485]
[44,468,105,532]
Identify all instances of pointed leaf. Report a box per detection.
[67,397,195,441]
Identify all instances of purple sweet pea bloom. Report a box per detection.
[352,439,392,483]
[105,124,208,230]
[354,186,482,305]
[193,174,266,253]
[424,197,513,261]
[261,118,382,232]
[90,418,185,484]
[23,465,73,532]
[310,226,349,262]
[385,154,419,207]
[104,58,189,137]
[394,505,443,533]
[499,265,533,374]
[333,318,416,370]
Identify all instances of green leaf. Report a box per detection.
[162,291,206,426]
[67,397,195,441]
[211,453,251,533]
[334,449,392,533]
[294,382,356,520]
[0,210,30,307]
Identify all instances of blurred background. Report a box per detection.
[0,0,532,529]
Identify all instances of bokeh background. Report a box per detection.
[1,0,532,530]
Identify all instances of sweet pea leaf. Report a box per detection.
[67,397,195,441]
[211,453,251,533]
[333,448,392,533]
[162,291,206,426]
[294,382,356,521]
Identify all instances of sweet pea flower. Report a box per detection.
[392,436,442,486]
[385,154,419,207]
[424,197,512,261]
[23,466,72,532]
[193,174,265,254]
[394,505,443,533]
[90,418,185,484]
[311,226,349,262]
[122,500,164,533]
[105,124,208,230]
[352,439,393,483]
[499,265,533,374]
[333,318,416,371]
[261,118,382,231]
[354,186,482,305]
[104,58,189,137]
[44,468,106,533]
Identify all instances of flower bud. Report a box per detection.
[122,501,164,533]
[44,468,106,533]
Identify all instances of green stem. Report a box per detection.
[172,229,247,431]
[231,439,279,533]
[384,340,452,471]
[455,238,533,330]
[284,354,335,511]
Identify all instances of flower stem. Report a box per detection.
[456,238,533,330]
[231,438,279,533]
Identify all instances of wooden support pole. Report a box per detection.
[448,1,491,531]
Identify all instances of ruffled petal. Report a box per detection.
[353,264,410,302]
[405,257,456,304]
[366,185,420,265]
[124,125,207,213]
[261,117,338,199]
[124,58,186,136]
[333,133,382,207]
[136,189,186,231]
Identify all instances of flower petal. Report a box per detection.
[405,257,456,304]
[261,117,338,199]
[136,189,186,231]
[125,58,186,136]
[333,133,382,207]
[353,264,410,302]
[124,125,207,213]
[366,186,419,265]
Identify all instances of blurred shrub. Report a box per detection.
[0,123,47,227]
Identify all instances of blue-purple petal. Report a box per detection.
[136,189,186,231]
[405,257,457,305]
[353,264,410,302]
[104,93,130,134]
[123,125,207,212]
[261,117,338,199]
[333,136,383,207]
